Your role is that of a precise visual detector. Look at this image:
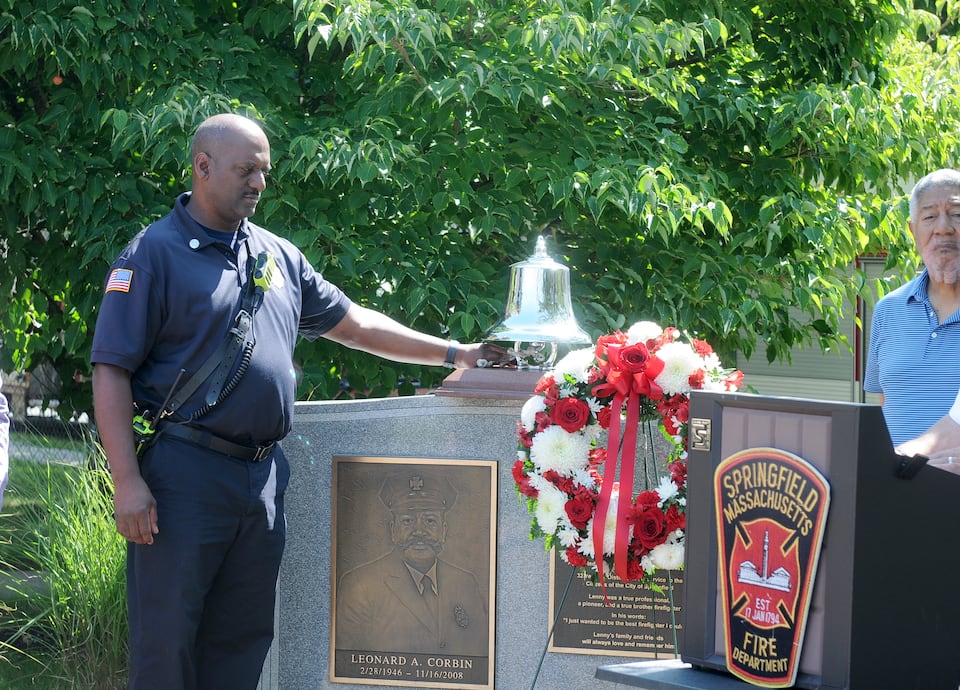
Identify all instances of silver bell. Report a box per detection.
[486,236,591,368]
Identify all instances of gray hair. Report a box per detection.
[909,168,960,222]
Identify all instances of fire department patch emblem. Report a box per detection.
[714,447,830,688]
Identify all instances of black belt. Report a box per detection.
[162,424,275,462]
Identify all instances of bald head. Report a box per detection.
[190,114,268,165]
[186,114,271,230]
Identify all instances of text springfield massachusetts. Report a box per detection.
[714,448,830,689]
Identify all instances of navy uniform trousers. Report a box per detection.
[126,434,288,690]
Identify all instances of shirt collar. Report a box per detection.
[173,192,252,250]
[404,561,439,595]
[906,268,931,304]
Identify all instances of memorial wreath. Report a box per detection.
[513,321,743,592]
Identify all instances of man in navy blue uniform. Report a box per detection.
[91,113,505,690]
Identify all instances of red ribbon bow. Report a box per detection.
[590,346,665,603]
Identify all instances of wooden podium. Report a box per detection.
[598,392,960,690]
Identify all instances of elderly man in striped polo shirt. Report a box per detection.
[865,169,960,446]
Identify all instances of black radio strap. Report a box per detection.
[163,252,265,418]
[163,333,239,417]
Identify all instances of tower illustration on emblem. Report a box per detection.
[736,530,792,593]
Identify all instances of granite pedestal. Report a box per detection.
[263,380,658,689]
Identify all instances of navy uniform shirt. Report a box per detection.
[90,192,351,444]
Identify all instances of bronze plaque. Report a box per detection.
[330,456,497,688]
[548,549,684,657]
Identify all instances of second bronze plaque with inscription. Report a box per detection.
[548,549,684,658]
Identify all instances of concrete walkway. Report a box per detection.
[9,436,88,466]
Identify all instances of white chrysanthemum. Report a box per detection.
[573,468,597,490]
[656,474,679,503]
[581,423,604,445]
[520,395,547,432]
[654,341,704,395]
[528,473,551,492]
[530,425,592,476]
[557,528,581,548]
[648,541,685,570]
[626,321,663,344]
[533,482,568,535]
[553,347,596,384]
[579,537,606,575]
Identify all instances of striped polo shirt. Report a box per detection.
[865,269,960,446]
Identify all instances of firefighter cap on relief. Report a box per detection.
[379,472,457,513]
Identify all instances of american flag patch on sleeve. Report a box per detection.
[105,268,134,293]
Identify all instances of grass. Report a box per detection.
[1,434,128,689]
[0,654,70,690]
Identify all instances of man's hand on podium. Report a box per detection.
[925,450,960,475]
[896,412,960,475]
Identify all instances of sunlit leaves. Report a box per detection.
[6,0,960,411]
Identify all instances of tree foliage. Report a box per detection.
[2,0,960,416]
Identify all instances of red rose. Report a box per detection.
[565,494,594,529]
[631,506,668,549]
[612,342,651,373]
[550,397,591,433]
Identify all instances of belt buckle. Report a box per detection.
[252,443,274,462]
